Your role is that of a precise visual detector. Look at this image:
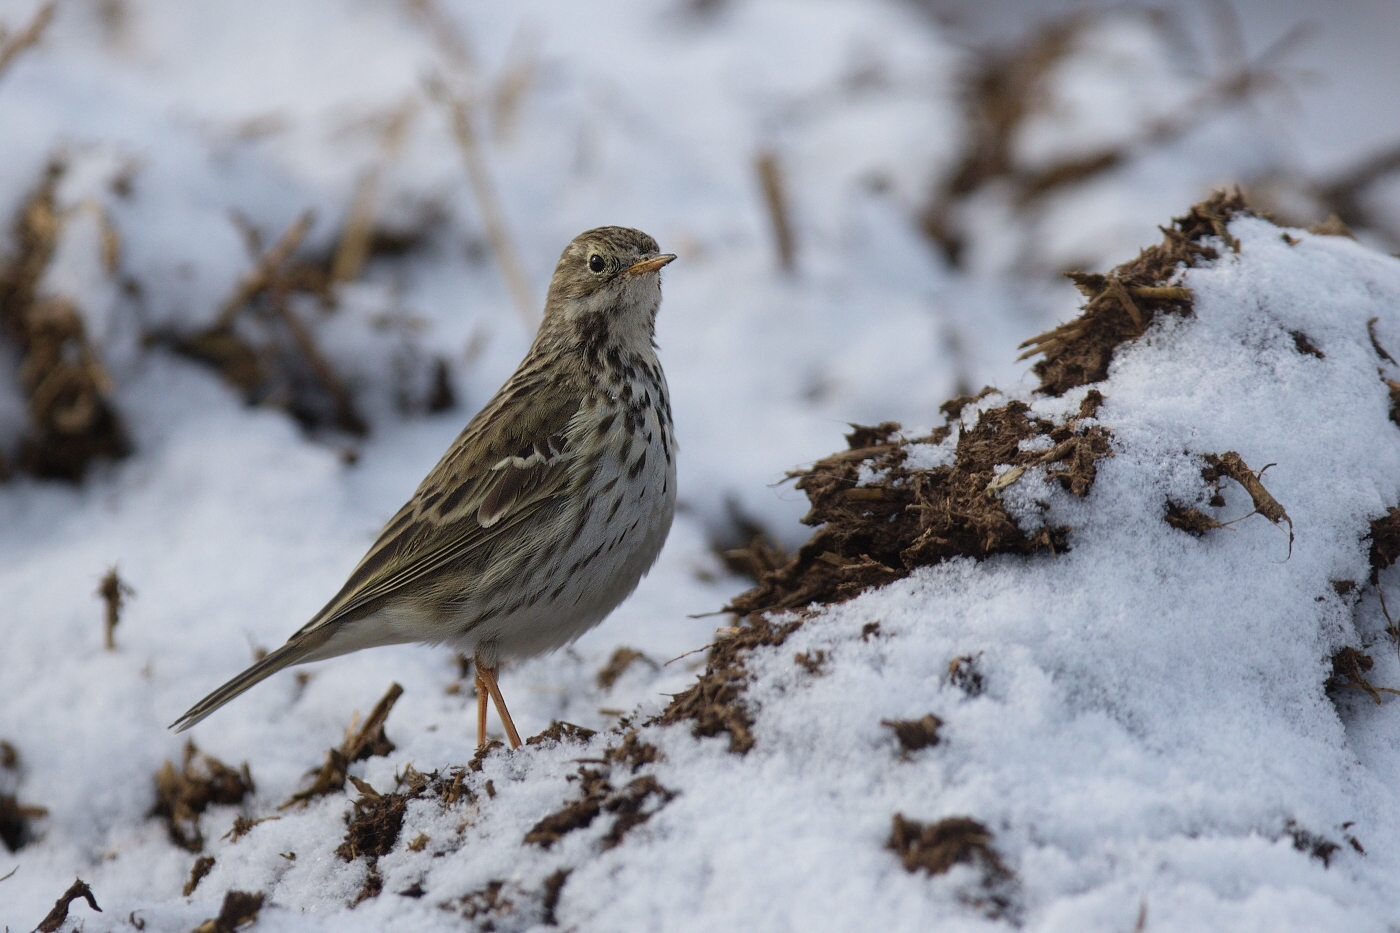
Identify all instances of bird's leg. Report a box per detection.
[475,670,489,750]
[475,657,522,749]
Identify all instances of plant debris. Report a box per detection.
[524,765,675,851]
[711,500,789,583]
[0,160,132,480]
[1325,647,1399,705]
[881,714,943,754]
[604,729,660,772]
[96,565,134,650]
[335,768,428,862]
[190,890,264,933]
[525,721,597,747]
[451,879,514,925]
[35,878,101,933]
[656,614,803,753]
[1285,820,1341,867]
[595,647,649,691]
[0,793,46,853]
[183,856,216,897]
[281,682,402,807]
[794,649,827,675]
[151,741,254,852]
[1164,503,1222,536]
[1369,507,1400,581]
[1019,191,1250,396]
[948,655,984,696]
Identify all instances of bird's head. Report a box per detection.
[540,226,676,351]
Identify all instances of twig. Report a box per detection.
[217,210,315,326]
[0,0,54,83]
[755,150,797,273]
[96,566,134,651]
[331,100,416,285]
[271,290,367,435]
[427,76,537,329]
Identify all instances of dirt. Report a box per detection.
[96,565,134,650]
[1285,820,1341,868]
[1019,190,1248,397]
[595,647,648,691]
[948,655,985,697]
[335,769,429,862]
[605,729,660,772]
[1327,647,1386,705]
[882,715,943,754]
[525,721,597,747]
[661,393,1111,753]
[34,878,102,933]
[282,682,402,808]
[887,815,1016,918]
[541,869,570,926]
[1369,508,1400,580]
[524,763,675,851]
[0,160,132,481]
[190,890,264,933]
[183,856,216,896]
[151,741,255,852]
[655,614,803,754]
[793,650,827,675]
[0,792,47,853]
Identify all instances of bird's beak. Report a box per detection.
[626,254,677,276]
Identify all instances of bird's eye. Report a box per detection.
[588,254,605,273]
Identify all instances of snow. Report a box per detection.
[3,0,1400,930]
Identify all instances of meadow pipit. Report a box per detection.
[173,227,678,748]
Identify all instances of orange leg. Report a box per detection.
[475,656,522,749]
[475,671,489,749]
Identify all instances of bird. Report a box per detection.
[172,226,678,749]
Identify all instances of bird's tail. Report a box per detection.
[170,633,326,733]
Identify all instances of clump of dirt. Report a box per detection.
[446,869,573,928]
[541,868,570,926]
[888,815,1016,917]
[452,879,514,924]
[882,714,943,754]
[96,565,134,651]
[662,395,1110,753]
[1369,507,1400,581]
[34,878,102,933]
[1019,191,1248,396]
[793,649,826,675]
[605,729,660,772]
[282,682,402,808]
[190,890,264,933]
[151,741,254,852]
[710,500,789,583]
[1285,820,1341,867]
[526,721,597,748]
[0,160,132,481]
[337,765,436,862]
[655,614,803,754]
[948,655,985,696]
[183,855,216,896]
[595,648,650,691]
[1326,647,1395,705]
[0,739,47,852]
[524,764,675,851]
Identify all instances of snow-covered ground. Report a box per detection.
[3,1,1400,930]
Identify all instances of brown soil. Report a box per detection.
[525,721,597,748]
[1019,190,1248,397]
[151,741,254,852]
[1327,647,1385,705]
[662,393,1110,753]
[882,715,943,754]
[524,763,674,851]
[190,890,264,933]
[34,878,101,933]
[183,856,216,896]
[1369,508,1400,581]
[888,814,1016,917]
[336,775,414,862]
[595,648,650,691]
[1285,820,1341,867]
[282,682,402,808]
[948,655,985,696]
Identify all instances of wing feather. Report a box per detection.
[295,375,588,634]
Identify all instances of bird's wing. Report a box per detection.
[295,375,588,634]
